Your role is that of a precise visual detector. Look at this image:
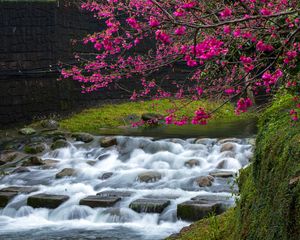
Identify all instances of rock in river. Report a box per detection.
[27,194,69,209]
[195,175,214,187]
[79,195,121,208]
[99,137,117,148]
[137,171,162,183]
[72,133,94,143]
[129,199,170,213]
[55,168,77,179]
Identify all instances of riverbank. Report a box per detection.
[58,99,254,133]
[168,93,300,240]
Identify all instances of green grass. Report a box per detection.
[167,209,236,240]
[59,99,254,133]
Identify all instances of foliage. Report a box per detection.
[62,0,300,125]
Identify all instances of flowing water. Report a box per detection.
[0,136,254,240]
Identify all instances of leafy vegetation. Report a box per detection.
[168,93,300,240]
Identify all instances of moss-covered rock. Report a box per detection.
[24,143,46,154]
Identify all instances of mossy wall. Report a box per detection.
[235,93,300,240]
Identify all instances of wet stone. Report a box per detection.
[27,194,70,209]
[177,201,223,221]
[99,137,117,148]
[55,168,77,179]
[79,195,121,208]
[24,143,46,154]
[0,151,19,165]
[184,159,200,168]
[195,175,214,187]
[129,198,171,213]
[99,172,113,180]
[220,143,236,152]
[137,171,162,183]
[218,138,242,144]
[41,119,59,129]
[210,171,235,178]
[0,192,17,208]
[98,153,110,161]
[12,167,31,173]
[42,159,59,167]
[97,190,133,198]
[87,160,97,166]
[0,186,39,194]
[51,139,69,150]
[22,156,44,166]
[72,133,94,143]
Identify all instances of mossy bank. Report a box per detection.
[169,93,300,240]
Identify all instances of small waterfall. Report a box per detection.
[0,136,253,239]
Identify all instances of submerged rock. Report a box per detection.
[0,186,38,194]
[99,172,113,180]
[79,195,121,208]
[27,194,69,209]
[42,159,59,168]
[97,191,133,198]
[129,199,170,213]
[12,167,31,173]
[72,133,94,143]
[177,200,223,221]
[19,128,36,135]
[51,139,69,150]
[184,159,200,168]
[55,168,77,179]
[137,171,162,183]
[195,175,214,187]
[99,137,117,148]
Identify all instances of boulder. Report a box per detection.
[51,139,69,150]
[99,137,117,148]
[220,143,235,152]
[195,175,214,187]
[97,191,133,198]
[24,143,46,154]
[79,195,121,208]
[195,138,217,145]
[177,200,223,221]
[0,192,17,208]
[72,133,94,143]
[41,119,59,129]
[184,159,200,168]
[22,156,44,166]
[19,127,36,135]
[137,171,162,183]
[55,168,77,179]
[99,172,113,180]
[129,199,170,213]
[27,194,69,209]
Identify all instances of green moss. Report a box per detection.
[169,93,300,240]
[59,99,254,133]
[167,209,236,240]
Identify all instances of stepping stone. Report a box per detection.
[97,191,133,198]
[177,201,223,221]
[80,195,121,208]
[0,186,39,194]
[0,192,18,208]
[129,199,171,213]
[209,170,235,178]
[27,194,69,209]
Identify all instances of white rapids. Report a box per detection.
[0,136,253,240]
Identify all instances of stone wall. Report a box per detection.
[0,1,132,127]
